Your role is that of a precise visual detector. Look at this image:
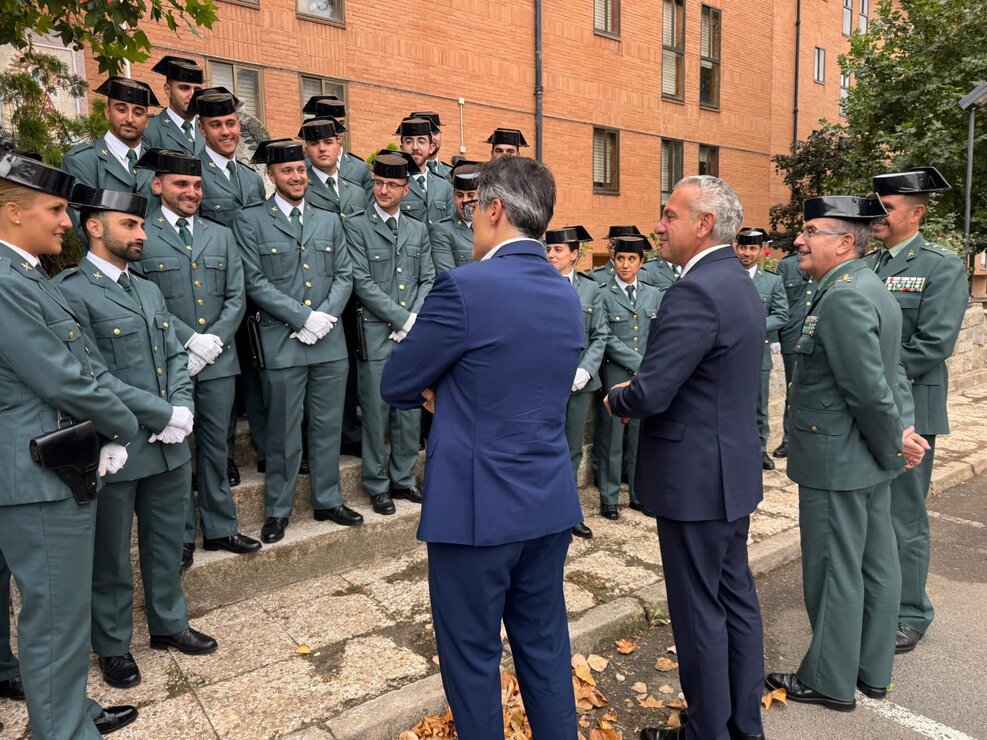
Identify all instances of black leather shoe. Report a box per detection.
[150,627,218,655]
[572,523,593,538]
[203,533,262,553]
[227,458,240,488]
[261,517,289,543]
[765,672,855,711]
[180,543,194,573]
[640,726,685,739]
[391,485,423,504]
[94,705,138,735]
[0,675,25,700]
[314,505,364,526]
[256,460,266,474]
[98,654,141,689]
[856,678,887,699]
[371,493,396,515]
[299,457,310,475]
[629,500,657,518]
[772,443,788,458]
[730,734,766,740]
[600,504,619,520]
[762,451,775,471]
[895,623,924,654]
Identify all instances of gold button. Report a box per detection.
[219,263,224,268]
[897,452,903,456]
[806,290,812,295]
[272,248,278,254]
[811,425,818,432]
[300,246,306,252]
[304,299,312,306]
[396,267,403,273]
[157,367,164,376]
[194,281,201,288]
[305,281,312,288]
[795,346,801,352]
[399,284,406,290]
[326,247,332,252]
[805,301,811,306]
[400,301,407,306]
[160,390,167,396]
[633,315,638,320]
[633,337,639,342]
[153,346,159,352]
[634,348,639,352]
[75,322,80,327]
[113,328,121,336]
[191,262,198,269]
[198,318,206,326]
[158,263,165,270]
[214,204,221,210]
[163,322,170,328]
[197,298,204,306]
[633,326,639,330]
[68,331,75,339]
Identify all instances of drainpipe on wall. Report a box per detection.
[792,0,802,148]
[535,0,544,163]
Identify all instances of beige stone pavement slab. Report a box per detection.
[111,694,217,740]
[270,593,394,650]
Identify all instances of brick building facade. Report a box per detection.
[78,0,869,266]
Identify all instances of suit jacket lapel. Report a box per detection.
[301,204,318,245]
[96,137,137,190]
[370,211,397,246]
[81,257,143,315]
[149,214,192,258]
[266,199,300,242]
[201,152,240,198]
[159,112,196,152]
[191,217,212,262]
[608,281,634,313]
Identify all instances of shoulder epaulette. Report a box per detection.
[921,241,957,258]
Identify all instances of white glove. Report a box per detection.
[188,352,207,377]
[770,342,782,355]
[304,311,334,339]
[292,327,319,345]
[571,368,592,393]
[168,406,194,434]
[389,313,418,343]
[185,333,224,364]
[148,425,188,445]
[98,443,128,477]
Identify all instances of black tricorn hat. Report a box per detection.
[71,184,148,218]
[0,151,76,200]
[302,95,346,120]
[298,117,341,142]
[410,111,442,131]
[373,153,411,180]
[872,166,951,196]
[395,117,433,138]
[135,148,202,177]
[613,235,650,253]
[736,227,771,245]
[803,196,888,222]
[606,224,643,239]
[151,56,204,84]
[95,77,160,108]
[449,161,481,191]
[545,225,593,245]
[252,139,305,165]
[189,87,240,118]
[375,149,420,176]
[485,128,528,148]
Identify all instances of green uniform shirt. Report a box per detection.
[639,258,678,290]
[198,148,267,229]
[143,109,204,155]
[752,267,788,370]
[776,252,816,353]
[429,215,474,273]
[600,278,663,380]
[305,165,368,218]
[403,171,454,226]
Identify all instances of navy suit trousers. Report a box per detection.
[657,516,764,740]
[427,531,577,740]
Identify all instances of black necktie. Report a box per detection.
[118,271,142,310]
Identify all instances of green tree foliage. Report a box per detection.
[0,0,217,75]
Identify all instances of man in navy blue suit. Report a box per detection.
[607,176,766,740]
[381,156,583,739]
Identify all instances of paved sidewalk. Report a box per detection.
[2,371,986,739]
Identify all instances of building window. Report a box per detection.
[594,0,620,38]
[300,75,347,113]
[297,0,343,24]
[859,0,869,33]
[842,0,853,35]
[813,47,826,84]
[662,0,685,100]
[593,127,620,194]
[661,139,683,208]
[698,145,719,177]
[840,73,851,99]
[207,60,264,122]
[700,5,721,109]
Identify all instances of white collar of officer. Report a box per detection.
[0,240,39,267]
[87,251,128,283]
[374,202,399,224]
[204,145,235,174]
[104,130,141,168]
[275,194,305,222]
[166,107,197,133]
[312,167,338,190]
[161,204,194,236]
[615,275,638,291]
[748,265,758,278]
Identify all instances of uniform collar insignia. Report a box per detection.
[907,249,916,257]
[20,261,33,271]
[93,271,103,280]
[100,149,109,156]
[839,273,852,282]
[208,161,217,168]
[271,206,278,212]
[157,217,166,223]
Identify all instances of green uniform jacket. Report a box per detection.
[403,172,454,226]
[776,252,816,353]
[56,258,193,482]
[572,273,608,394]
[134,208,245,381]
[233,197,353,369]
[867,234,969,435]
[340,152,373,196]
[343,208,434,361]
[429,215,474,273]
[305,164,368,217]
[586,260,615,286]
[427,160,452,178]
[143,110,204,155]
[752,267,788,370]
[198,148,267,229]
[61,134,155,196]
[785,259,908,491]
[600,278,663,380]
[0,246,138,505]
[639,257,678,290]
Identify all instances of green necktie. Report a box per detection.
[385,216,398,237]
[181,120,194,145]
[415,174,427,192]
[125,149,138,176]
[426,160,438,174]
[227,160,240,190]
[876,248,892,272]
[626,284,636,305]
[290,207,303,241]
[176,217,193,253]
[118,271,142,310]
[328,176,338,195]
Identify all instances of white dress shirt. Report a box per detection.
[374,202,400,225]
[166,107,197,144]
[482,236,530,261]
[0,240,39,268]
[679,243,732,279]
[161,205,195,238]
[87,251,128,283]
[205,146,236,178]
[104,130,141,171]
[275,194,305,223]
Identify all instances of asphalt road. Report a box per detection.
[588,472,987,739]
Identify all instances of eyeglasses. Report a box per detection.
[372,179,407,191]
[462,199,479,220]
[798,226,849,240]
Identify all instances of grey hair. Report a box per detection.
[833,219,873,256]
[475,156,555,239]
[676,175,744,245]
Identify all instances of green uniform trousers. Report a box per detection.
[357,358,420,495]
[0,555,17,680]
[757,368,771,451]
[92,464,191,656]
[263,360,348,516]
[781,352,797,445]
[892,435,937,633]
[565,392,594,483]
[0,498,103,739]
[797,482,900,701]
[186,376,239,543]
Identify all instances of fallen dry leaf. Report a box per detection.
[666,698,688,710]
[588,654,610,672]
[579,717,591,728]
[655,657,679,672]
[630,681,647,694]
[615,639,637,654]
[574,665,597,686]
[637,694,665,709]
[602,710,618,722]
[295,644,311,655]
[658,684,675,695]
[399,733,419,740]
[762,687,788,710]
[666,710,682,729]
[589,728,623,740]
